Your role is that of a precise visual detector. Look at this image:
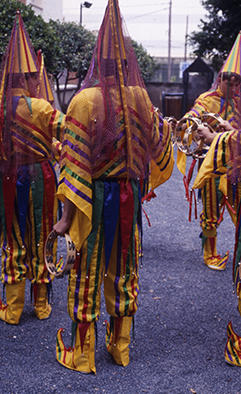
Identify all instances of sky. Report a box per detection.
[63,0,207,58]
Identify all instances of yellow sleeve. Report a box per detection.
[150,116,174,190]
[192,130,238,189]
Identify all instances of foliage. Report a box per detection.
[131,39,159,82]
[189,0,241,71]
[50,20,96,113]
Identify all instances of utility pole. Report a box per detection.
[167,0,172,82]
[184,15,189,62]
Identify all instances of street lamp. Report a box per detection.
[80,2,92,25]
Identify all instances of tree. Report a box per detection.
[131,40,159,82]
[49,20,96,113]
[189,0,241,71]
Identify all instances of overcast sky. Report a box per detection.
[63,0,207,57]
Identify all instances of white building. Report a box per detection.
[25,0,63,22]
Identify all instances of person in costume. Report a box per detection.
[177,40,241,271]
[0,11,65,324]
[53,0,174,374]
[191,119,241,367]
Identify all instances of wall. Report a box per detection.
[26,0,63,22]
[146,75,212,119]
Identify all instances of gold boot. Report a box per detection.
[56,322,96,374]
[0,281,25,324]
[106,316,133,367]
[203,234,229,270]
[33,283,52,320]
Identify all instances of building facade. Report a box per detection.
[18,0,63,22]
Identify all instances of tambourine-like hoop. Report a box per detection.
[199,112,223,130]
[175,112,223,159]
[44,230,76,277]
[176,116,203,156]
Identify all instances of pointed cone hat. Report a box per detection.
[220,31,241,76]
[36,50,54,104]
[0,10,38,109]
[7,10,38,74]
[0,10,38,175]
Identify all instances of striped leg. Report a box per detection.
[201,178,229,270]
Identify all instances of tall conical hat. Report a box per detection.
[0,10,39,175]
[36,50,54,104]
[7,11,38,75]
[220,31,241,76]
[0,10,38,109]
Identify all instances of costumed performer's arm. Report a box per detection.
[149,113,174,191]
[192,121,237,190]
[177,92,215,175]
[33,98,65,143]
[53,197,75,236]
[55,90,93,250]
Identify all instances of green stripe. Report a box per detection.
[15,124,52,155]
[124,251,130,315]
[12,221,24,278]
[57,112,64,141]
[99,157,125,178]
[64,166,92,189]
[91,217,104,321]
[86,180,104,273]
[66,128,90,149]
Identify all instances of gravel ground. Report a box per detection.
[1,148,241,394]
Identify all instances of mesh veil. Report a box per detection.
[69,0,163,179]
[0,10,54,177]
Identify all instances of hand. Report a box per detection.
[218,120,234,132]
[53,216,71,236]
[53,197,75,236]
[197,124,217,144]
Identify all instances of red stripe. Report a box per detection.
[66,116,88,133]
[62,151,91,175]
[92,141,126,173]
[3,176,17,281]
[15,113,52,144]
[81,264,90,323]
[49,109,57,134]
[119,180,134,271]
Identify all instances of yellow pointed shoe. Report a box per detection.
[225,333,241,367]
[56,322,96,374]
[227,321,239,341]
[106,316,132,367]
[205,251,229,271]
[0,281,25,325]
[203,235,229,270]
[33,283,52,320]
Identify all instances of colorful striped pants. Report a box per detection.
[67,178,141,323]
[200,177,241,236]
[0,161,58,285]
